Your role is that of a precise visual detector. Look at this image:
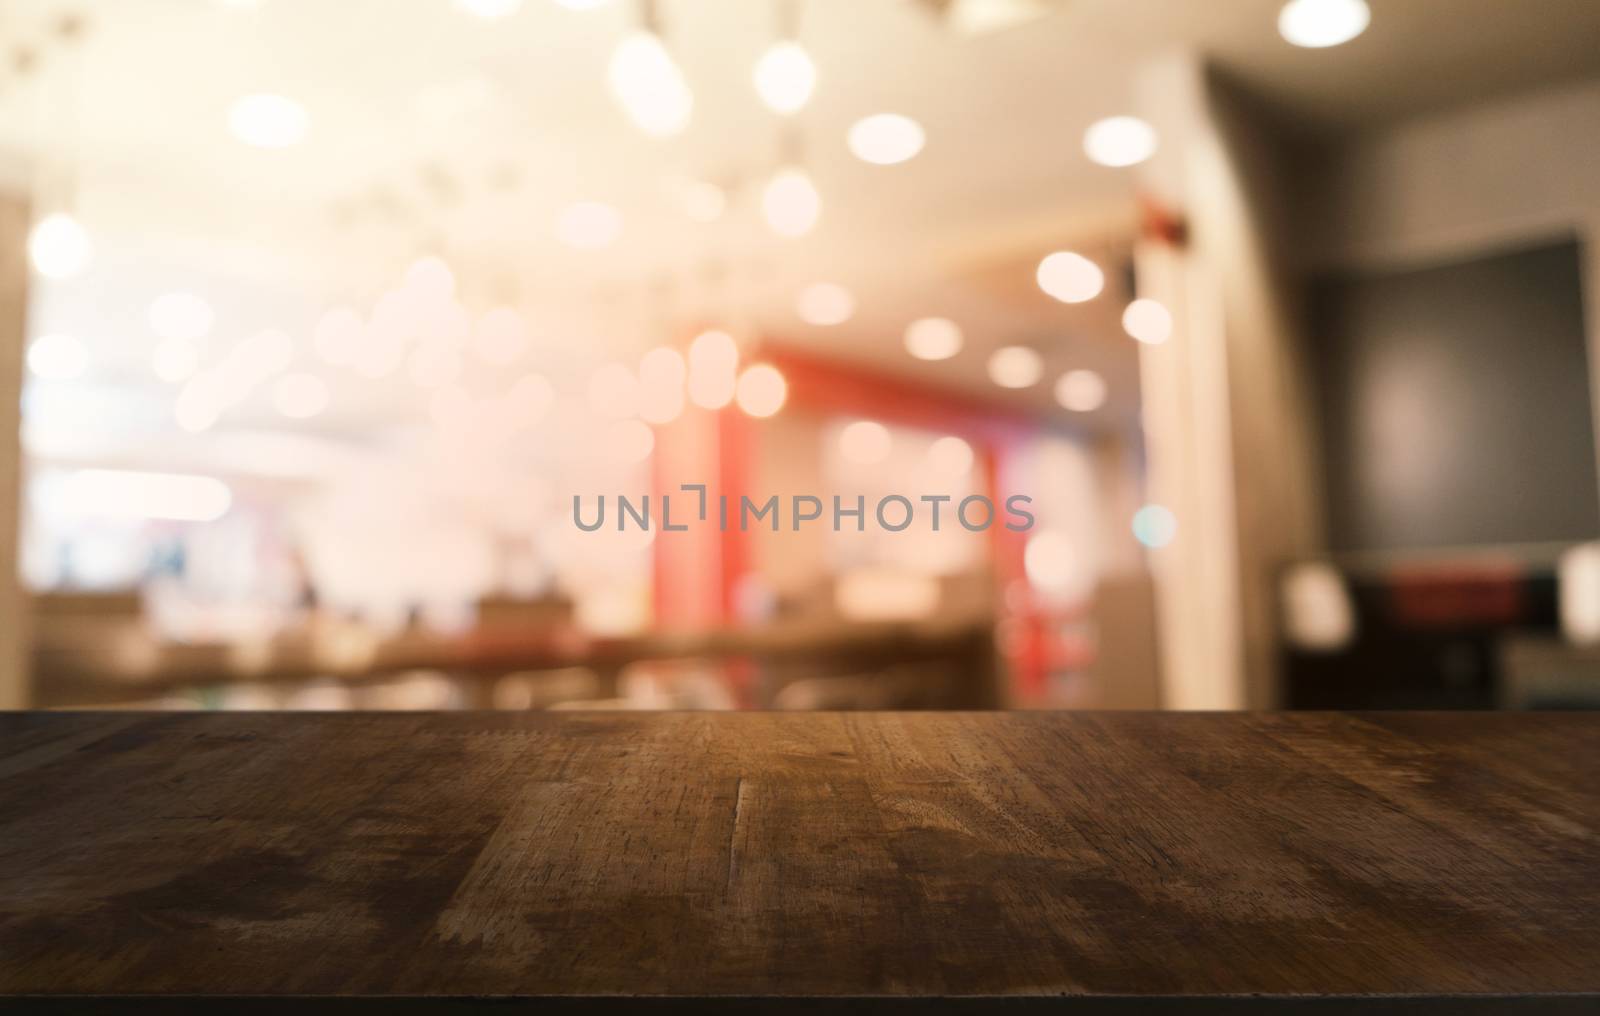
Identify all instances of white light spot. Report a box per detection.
[1037,252,1104,304]
[1132,504,1177,549]
[1122,298,1173,345]
[1055,369,1107,412]
[753,40,816,115]
[28,214,91,279]
[987,346,1043,389]
[27,334,88,380]
[762,168,821,237]
[904,317,963,361]
[228,93,308,148]
[839,420,892,465]
[848,113,925,165]
[1083,116,1158,168]
[736,364,787,418]
[795,283,855,326]
[1278,0,1370,48]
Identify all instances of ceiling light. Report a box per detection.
[455,0,522,17]
[1122,298,1173,344]
[926,435,974,477]
[904,317,962,361]
[987,346,1042,389]
[736,364,786,418]
[839,420,891,465]
[762,167,821,237]
[848,113,925,165]
[403,255,456,304]
[1055,369,1107,412]
[608,31,692,137]
[795,283,854,326]
[26,334,88,380]
[148,292,214,342]
[1278,0,1370,48]
[27,213,91,279]
[688,330,740,410]
[1083,116,1157,168]
[64,469,232,522]
[557,201,622,249]
[753,40,816,115]
[1036,251,1104,304]
[273,372,330,419]
[228,93,308,148]
[152,338,202,383]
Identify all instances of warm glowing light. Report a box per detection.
[312,307,364,366]
[152,338,202,383]
[1122,298,1173,344]
[1036,251,1104,304]
[273,372,330,419]
[847,113,925,165]
[839,420,891,465]
[455,0,522,18]
[1055,369,1107,412]
[926,435,974,477]
[736,364,786,418]
[148,292,214,342]
[753,40,816,114]
[1278,0,1370,48]
[589,362,640,418]
[228,93,308,148]
[28,213,91,279]
[637,347,687,425]
[608,31,693,137]
[987,346,1043,389]
[687,330,740,410]
[795,283,854,326]
[403,255,456,304]
[1024,530,1086,596]
[1083,116,1158,168]
[1132,504,1177,549]
[762,168,821,237]
[64,469,232,522]
[903,317,962,361]
[27,334,88,380]
[557,201,622,249]
[473,306,530,364]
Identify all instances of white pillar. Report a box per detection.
[1134,55,1325,708]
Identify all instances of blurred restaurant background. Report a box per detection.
[1,0,1599,712]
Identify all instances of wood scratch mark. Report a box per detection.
[725,776,747,893]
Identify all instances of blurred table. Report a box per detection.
[2,711,1598,1012]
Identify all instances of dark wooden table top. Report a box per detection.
[2,711,1599,1013]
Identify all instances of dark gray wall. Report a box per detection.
[1310,238,1599,553]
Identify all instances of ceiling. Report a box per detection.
[5,0,1599,465]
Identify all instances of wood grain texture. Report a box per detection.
[1,711,1598,1008]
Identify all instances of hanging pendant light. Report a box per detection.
[608,0,692,137]
[753,0,814,115]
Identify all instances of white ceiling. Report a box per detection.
[5,0,1599,458]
